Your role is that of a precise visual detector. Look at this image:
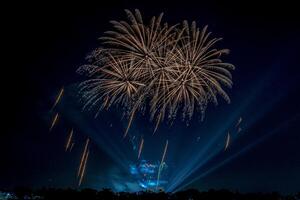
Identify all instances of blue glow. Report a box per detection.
[129,160,168,190]
[129,165,138,175]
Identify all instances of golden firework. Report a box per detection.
[156,140,169,190]
[51,87,64,110]
[65,128,74,152]
[78,9,234,135]
[49,113,59,132]
[78,138,90,177]
[137,137,144,159]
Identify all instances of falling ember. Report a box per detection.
[237,127,242,133]
[65,128,74,151]
[123,109,136,138]
[137,138,144,159]
[69,142,75,152]
[161,140,169,164]
[78,150,89,186]
[153,112,162,134]
[49,113,59,132]
[51,87,64,111]
[225,132,231,150]
[235,117,243,128]
[78,138,90,177]
[156,163,165,191]
[157,140,169,190]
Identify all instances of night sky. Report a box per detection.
[2,1,300,194]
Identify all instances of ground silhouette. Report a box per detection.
[3,187,300,200]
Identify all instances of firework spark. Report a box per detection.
[78,9,235,136]
[237,127,242,133]
[51,87,64,110]
[65,128,74,152]
[235,117,242,128]
[137,137,144,159]
[78,138,90,177]
[161,140,169,164]
[225,132,231,150]
[78,150,89,186]
[49,113,59,132]
[157,140,169,190]
[69,142,75,152]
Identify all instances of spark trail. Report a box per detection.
[138,138,144,159]
[161,140,169,164]
[69,142,75,152]
[78,138,90,177]
[65,128,74,151]
[156,140,169,190]
[51,87,64,110]
[225,132,231,150]
[49,113,59,132]
[235,117,242,128]
[237,127,242,133]
[78,150,89,186]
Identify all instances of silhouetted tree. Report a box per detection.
[14,186,32,199]
[6,187,299,200]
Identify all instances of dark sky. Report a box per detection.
[2,1,300,194]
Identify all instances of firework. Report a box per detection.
[51,87,64,110]
[78,9,235,136]
[69,142,75,152]
[156,140,169,190]
[225,132,230,150]
[65,128,74,152]
[156,163,166,191]
[49,113,59,132]
[235,117,242,128]
[78,150,89,186]
[161,140,169,164]
[137,137,144,159]
[78,138,90,177]
[237,127,242,133]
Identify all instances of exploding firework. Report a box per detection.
[77,9,234,135]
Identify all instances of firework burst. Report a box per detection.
[77,9,235,135]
